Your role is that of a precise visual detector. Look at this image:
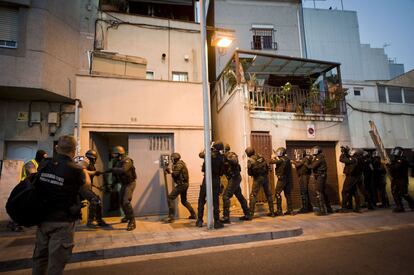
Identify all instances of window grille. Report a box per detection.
[172,71,188,82]
[149,136,170,151]
[251,28,277,50]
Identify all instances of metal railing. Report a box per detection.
[248,85,346,115]
[251,41,278,51]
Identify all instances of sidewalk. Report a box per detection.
[1,208,414,272]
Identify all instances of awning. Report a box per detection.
[230,49,340,78]
[0,86,75,103]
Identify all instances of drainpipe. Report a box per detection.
[74,99,82,156]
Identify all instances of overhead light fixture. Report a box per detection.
[211,30,235,48]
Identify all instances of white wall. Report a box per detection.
[303,8,363,81]
[214,0,303,74]
[361,44,390,80]
[97,13,202,82]
[346,100,414,149]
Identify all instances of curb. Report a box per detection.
[0,227,303,272]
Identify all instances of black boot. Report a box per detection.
[196,219,203,227]
[214,220,224,229]
[284,196,294,215]
[275,194,283,216]
[127,219,136,231]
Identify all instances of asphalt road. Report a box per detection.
[67,227,414,275]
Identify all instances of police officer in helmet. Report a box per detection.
[246,146,275,218]
[293,149,312,213]
[387,146,414,212]
[307,146,333,215]
[83,149,108,227]
[107,146,137,231]
[165,152,196,223]
[196,141,225,229]
[270,147,293,215]
[221,144,250,223]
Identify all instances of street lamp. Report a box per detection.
[199,0,234,230]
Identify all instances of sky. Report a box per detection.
[302,0,414,72]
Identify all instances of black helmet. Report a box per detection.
[391,146,404,157]
[35,150,48,163]
[85,149,97,160]
[171,152,181,162]
[112,146,126,157]
[245,146,255,157]
[211,141,224,152]
[224,143,231,152]
[275,147,286,157]
[350,148,363,157]
[312,146,322,155]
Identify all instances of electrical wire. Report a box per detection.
[346,102,414,116]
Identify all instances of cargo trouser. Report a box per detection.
[120,181,136,220]
[32,221,75,275]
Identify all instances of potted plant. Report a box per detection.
[309,84,321,114]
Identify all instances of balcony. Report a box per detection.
[249,85,346,115]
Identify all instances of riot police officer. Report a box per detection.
[196,142,225,229]
[84,149,108,227]
[221,144,250,223]
[107,146,137,231]
[165,152,196,223]
[387,146,414,212]
[293,149,312,213]
[270,147,293,215]
[338,147,363,213]
[245,146,275,218]
[360,151,375,209]
[308,146,333,215]
[372,151,389,208]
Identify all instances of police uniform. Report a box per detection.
[222,151,250,222]
[372,156,389,207]
[271,155,293,215]
[85,158,107,227]
[111,155,137,227]
[338,152,363,212]
[294,155,312,213]
[167,158,196,220]
[248,154,275,217]
[32,154,95,275]
[309,152,332,215]
[388,155,414,212]
[196,147,225,228]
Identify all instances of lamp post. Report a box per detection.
[199,0,234,230]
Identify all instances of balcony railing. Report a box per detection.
[248,85,346,115]
[251,41,278,51]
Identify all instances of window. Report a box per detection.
[146,71,154,80]
[0,6,19,49]
[388,87,402,103]
[353,89,361,96]
[404,88,414,104]
[378,86,386,103]
[251,26,277,50]
[172,71,188,82]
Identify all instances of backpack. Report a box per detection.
[6,171,48,227]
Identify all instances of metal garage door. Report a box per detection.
[128,134,173,216]
[286,141,340,208]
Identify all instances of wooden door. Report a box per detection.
[250,132,275,202]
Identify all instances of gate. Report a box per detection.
[250,132,275,202]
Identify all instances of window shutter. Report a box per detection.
[0,6,19,45]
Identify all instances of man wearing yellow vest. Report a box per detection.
[8,150,48,232]
[20,150,48,181]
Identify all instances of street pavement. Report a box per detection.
[65,226,414,275]
[1,207,414,274]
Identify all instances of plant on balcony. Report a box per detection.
[308,84,322,114]
[269,93,282,111]
[224,68,237,94]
